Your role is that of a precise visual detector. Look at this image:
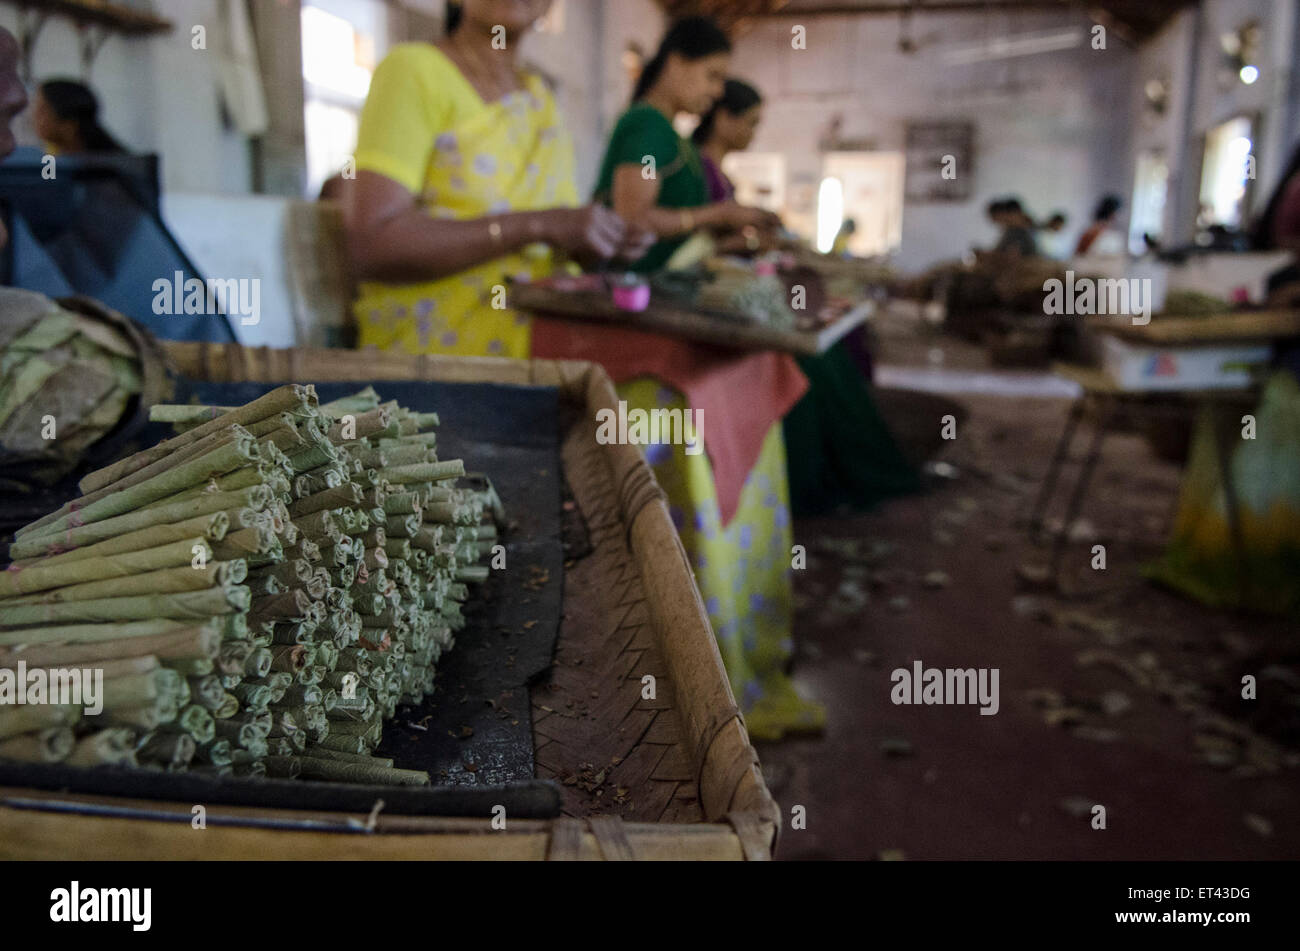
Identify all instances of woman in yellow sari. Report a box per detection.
[345,0,645,357]
[345,2,824,740]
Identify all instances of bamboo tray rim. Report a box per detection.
[0,784,757,860]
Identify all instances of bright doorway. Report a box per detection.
[1129,149,1169,254]
[819,151,905,257]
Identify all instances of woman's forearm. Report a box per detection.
[347,207,554,284]
[630,202,734,238]
[611,165,736,239]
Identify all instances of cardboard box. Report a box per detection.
[1100,334,1271,391]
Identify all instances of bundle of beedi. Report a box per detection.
[0,384,502,785]
[0,288,169,490]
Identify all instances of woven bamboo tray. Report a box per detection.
[0,344,778,861]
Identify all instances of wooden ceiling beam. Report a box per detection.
[659,0,793,27]
[728,2,1073,16]
[656,0,1194,41]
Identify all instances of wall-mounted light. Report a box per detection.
[1143,77,1169,116]
[1219,21,1261,89]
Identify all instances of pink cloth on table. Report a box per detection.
[529,317,808,526]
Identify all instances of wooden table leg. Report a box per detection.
[1052,395,1117,578]
[1030,397,1085,541]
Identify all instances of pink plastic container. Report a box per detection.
[611,279,651,312]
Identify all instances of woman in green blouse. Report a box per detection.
[593,16,778,271]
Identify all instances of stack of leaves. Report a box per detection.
[788,246,894,301]
[1158,290,1233,318]
[697,269,798,329]
[0,385,500,785]
[0,288,167,488]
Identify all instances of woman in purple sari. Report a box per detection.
[692,79,762,203]
[693,78,922,517]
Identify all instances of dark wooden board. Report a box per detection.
[510,283,873,356]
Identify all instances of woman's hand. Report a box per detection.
[716,226,781,256]
[619,224,658,262]
[721,201,782,232]
[542,205,626,260]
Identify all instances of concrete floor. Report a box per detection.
[762,318,1299,860]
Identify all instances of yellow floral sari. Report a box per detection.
[353,43,578,356]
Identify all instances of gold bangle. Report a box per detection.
[488,220,504,248]
[679,209,695,233]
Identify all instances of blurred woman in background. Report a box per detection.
[593,16,779,271]
[1037,211,1070,259]
[692,77,782,257]
[544,17,824,739]
[692,78,762,204]
[688,73,919,521]
[33,79,125,154]
[1074,194,1123,256]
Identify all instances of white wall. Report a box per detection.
[730,9,1139,273]
[521,0,604,195]
[1,0,252,194]
[597,0,664,130]
[1,0,667,202]
[1192,0,1295,197]
[523,0,663,196]
[20,0,1287,261]
[1127,9,1195,236]
[1129,0,1299,244]
[162,192,298,347]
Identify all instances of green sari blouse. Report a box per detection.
[593,102,708,273]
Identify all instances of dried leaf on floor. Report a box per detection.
[1025,687,1065,708]
[880,737,914,757]
[1043,707,1086,727]
[1016,563,1055,590]
[1071,725,1121,743]
[1243,813,1273,838]
[1057,796,1095,818]
[1100,691,1132,717]
[922,570,951,589]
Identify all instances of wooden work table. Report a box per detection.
[509,282,875,356]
